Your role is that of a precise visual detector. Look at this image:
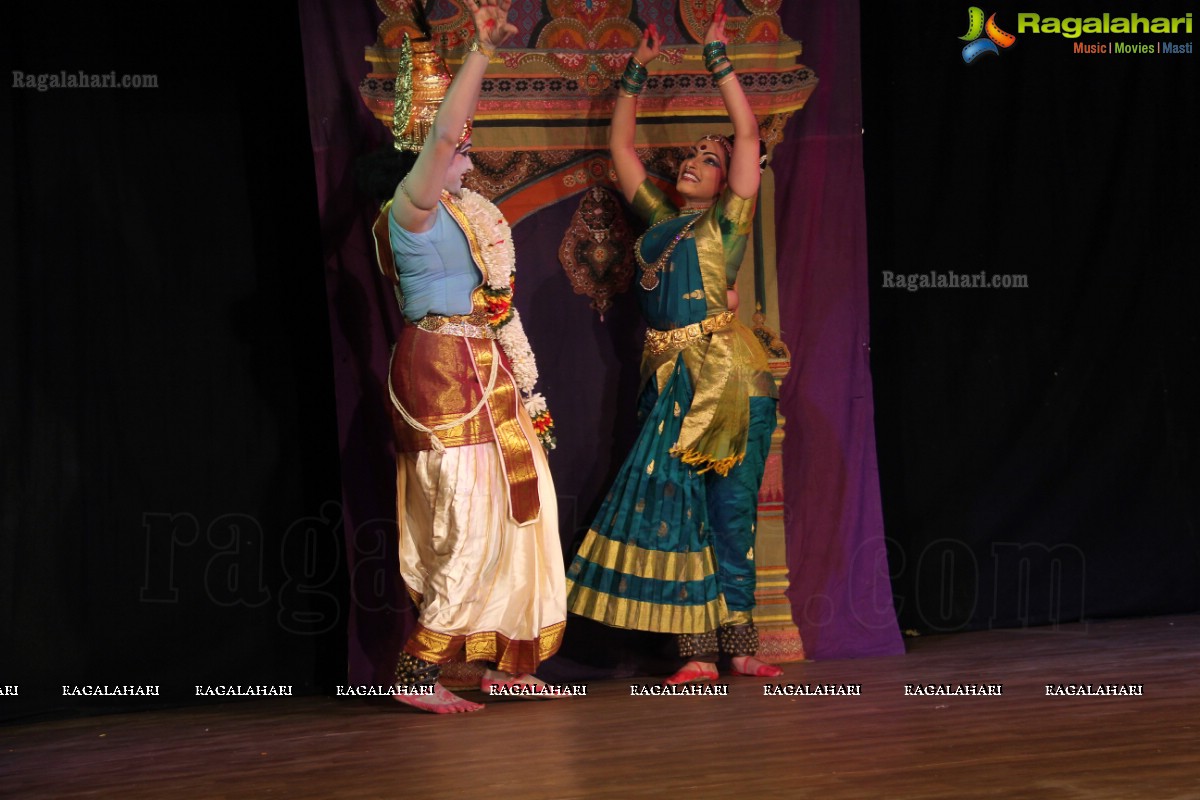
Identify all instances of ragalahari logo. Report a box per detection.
[960,7,1017,63]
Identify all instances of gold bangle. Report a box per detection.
[630,55,646,69]
[716,71,738,87]
[468,37,496,58]
[618,89,638,99]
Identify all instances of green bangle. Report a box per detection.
[704,41,728,71]
[712,64,735,83]
[620,57,649,95]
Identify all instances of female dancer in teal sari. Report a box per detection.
[566,8,784,684]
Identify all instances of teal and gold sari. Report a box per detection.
[566,180,778,635]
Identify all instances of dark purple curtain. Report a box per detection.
[774,6,902,656]
[299,0,901,682]
[299,0,413,684]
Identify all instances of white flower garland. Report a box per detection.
[458,188,516,290]
[497,312,539,402]
[455,189,553,433]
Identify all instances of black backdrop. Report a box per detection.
[2,0,1198,722]
[2,3,346,722]
[862,1,1199,632]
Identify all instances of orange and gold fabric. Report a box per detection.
[377,203,541,525]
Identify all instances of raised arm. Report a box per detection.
[609,25,666,203]
[705,7,760,200]
[392,0,517,231]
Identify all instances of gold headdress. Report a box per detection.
[391,34,472,152]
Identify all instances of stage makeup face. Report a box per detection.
[676,136,729,206]
[443,139,474,195]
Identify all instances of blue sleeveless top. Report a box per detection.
[388,203,481,322]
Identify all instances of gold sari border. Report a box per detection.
[629,179,678,227]
[468,338,541,526]
[403,621,565,675]
[572,529,719,584]
[440,192,490,276]
[720,190,757,233]
[566,582,727,635]
[465,622,566,675]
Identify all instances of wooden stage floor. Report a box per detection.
[3,615,1198,799]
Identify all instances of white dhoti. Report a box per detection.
[398,409,566,674]
[377,191,567,676]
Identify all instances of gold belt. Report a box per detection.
[415,312,495,339]
[644,311,736,355]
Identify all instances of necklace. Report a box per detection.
[635,209,703,291]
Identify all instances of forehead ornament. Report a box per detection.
[699,134,733,162]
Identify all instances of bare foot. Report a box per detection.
[393,682,484,714]
[480,670,567,699]
[664,660,718,685]
[731,655,784,677]
[482,669,544,688]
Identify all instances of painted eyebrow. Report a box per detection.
[685,146,723,167]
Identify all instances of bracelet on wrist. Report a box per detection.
[468,37,496,58]
[703,41,728,70]
[620,56,649,95]
[707,56,731,74]
[706,54,731,72]
[715,70,737,87]
[619,78,646,96]
[711,61,735,82]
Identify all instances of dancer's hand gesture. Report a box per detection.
[467,0,518,50]
[634,23,666,65]
[705,4,728,46]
